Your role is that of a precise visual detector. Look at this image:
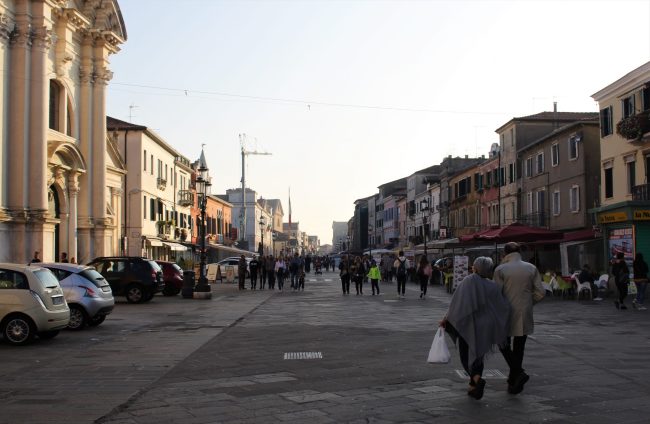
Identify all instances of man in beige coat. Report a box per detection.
[493,242,545,395]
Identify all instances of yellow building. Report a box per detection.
[591,61,650,262]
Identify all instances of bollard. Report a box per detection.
[182,270,196,299]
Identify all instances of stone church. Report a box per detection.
[0,0,127,263]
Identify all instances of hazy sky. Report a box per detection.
[107,0,650,244]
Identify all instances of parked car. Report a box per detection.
[39,263,115,330]
[215,256,251,277]
[156,261,184,296]
[87,257,163,303]
[0,263,70,345]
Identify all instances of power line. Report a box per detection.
[110,81,510,115]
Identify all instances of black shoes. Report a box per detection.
[508,371,529,394]
[468,378,486,400]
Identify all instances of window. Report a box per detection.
[144,196,147,219]
[568,136,578,160]
[552,190,560,215]
[157,159,162,179]
[622,95,635,118]
[570,185,580,212]
[525,157,533,177]
[536,152,544,174]
[150,155,154,175]
[144,150,147,171]
[644,86,650,111]
[500,167,505,187]
[600,106,613,136]
[551,143,559,166]
[149,198,155,220]
[527,192,533,214]
[604,167,613,199]
[627,160,636,194]
[509,163,515,183]
[0,269,28,290]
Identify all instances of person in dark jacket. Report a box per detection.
[611,252,630,310]
[249,256,260,290]
[339,256,350,295]
[633,253,648,310]
[237,255,247,290]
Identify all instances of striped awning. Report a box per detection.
[147,238,164,247]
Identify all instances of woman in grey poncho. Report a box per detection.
[440,257,511,400]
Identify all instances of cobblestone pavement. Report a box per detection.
[2,270,650,423]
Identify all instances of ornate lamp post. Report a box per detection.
[195,164,212,299]
[258,216,266,256]
[420,197,430,256]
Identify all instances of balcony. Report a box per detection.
[519,212,548,228]
[633,184,650,201]
[156,177,167,190]
[177,190,194,207]
[616,111,650,142]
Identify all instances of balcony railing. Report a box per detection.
[177,190,194,207]
[518,212,548,228]
[633,184,650,201]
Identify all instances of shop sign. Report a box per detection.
[633,210,650,220]
[598,212,628,224]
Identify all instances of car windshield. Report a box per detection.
[79,269,108,287]
[33,269,61,289]
[148,261,162,272]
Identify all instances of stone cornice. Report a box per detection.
[0,13,12,43]
[32,25,54,50]
[10,22,32,48]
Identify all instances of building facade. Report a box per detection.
[0,0,127,263]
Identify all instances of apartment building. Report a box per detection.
[592,61,650,261]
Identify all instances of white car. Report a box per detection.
[214,257,252,277]
[0,263,70,345]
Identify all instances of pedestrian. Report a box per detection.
[339,255,350,295]
[393,251,409,298]
[29,251,41,264]
[249,256,260,290]
[352,256,364,295]
[367,259,381,295]
[260,255,267,289]
[237,255,247,290]
[275,256,286,291]
[60,252,69,263]
[611,252,630,310]
[417,256,432,299]
[633,253,648,310]
[305,254,311,273]
[493,242,545,395]
[70,257,76,264]
[266,255,276,290]
[298,270,305,290]
[289,253,301,290]
[439,257,511,400]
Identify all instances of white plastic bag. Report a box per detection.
[427,327,451,364]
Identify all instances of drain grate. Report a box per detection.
[284,352,323,360]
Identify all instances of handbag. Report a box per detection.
[628,281,638,295]
[427,327,451,364]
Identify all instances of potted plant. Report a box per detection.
[617,114,643,140]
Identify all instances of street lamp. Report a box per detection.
[420,197,430,256]
[258,216,266,256]
[195,164,212,299]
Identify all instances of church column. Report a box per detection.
[7,2,29,211]
[91,37,112,255]
[28,4,53,212]
[68,172,80,262]
[0,13,12,210]
[111,186,123,255]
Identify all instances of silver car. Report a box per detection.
[0,263,70,345]
[40,263,115,330]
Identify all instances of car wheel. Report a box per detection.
[67,305,87,330]
[38,330,60,340]
[2,314,35,345]
[126,284,145,303]
[88,315,106,327]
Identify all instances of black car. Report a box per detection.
[87,257,163,303]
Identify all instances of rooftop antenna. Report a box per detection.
[128,103,139,122]
[239,133,272,248]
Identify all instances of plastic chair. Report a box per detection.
[556,276,573,299]
[571,271,593,300]
[542,272,554,296]
[594,274,609,300]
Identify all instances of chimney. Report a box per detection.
[553,102,558,129]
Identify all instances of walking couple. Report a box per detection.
[439,242,545,400]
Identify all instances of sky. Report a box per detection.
[107,0,650,245]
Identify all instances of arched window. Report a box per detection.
[49,80,61,131]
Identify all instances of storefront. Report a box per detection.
[593,203,650,272]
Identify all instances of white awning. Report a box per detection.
[163,242,188,251]
[147,238,164,247]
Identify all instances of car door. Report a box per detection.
[101,260,128,295]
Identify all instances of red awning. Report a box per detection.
[474,223,563,243]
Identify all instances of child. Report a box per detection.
[298,271,305,291]
[367,260,381,295]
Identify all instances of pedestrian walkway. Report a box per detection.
[2,270,650,423]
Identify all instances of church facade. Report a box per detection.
[0,0,127,263]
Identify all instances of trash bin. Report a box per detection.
[182,270,196,299]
